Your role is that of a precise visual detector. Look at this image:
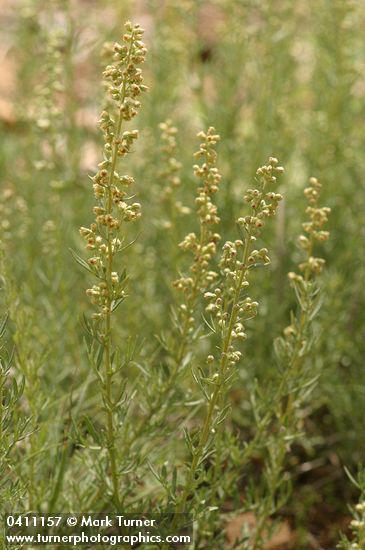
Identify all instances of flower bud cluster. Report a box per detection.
[173,128,222,303]
[204,158,284,369]
[193,128,222,226]
[237,158,284,236]
[291,177,330,281]
[284,177,330,340]
[103,22,147,121]
[80,22,147,319]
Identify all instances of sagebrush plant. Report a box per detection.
[168,159,284,524]
[246,176,330,549]
[79,21,147,508]
[2,1,365,548]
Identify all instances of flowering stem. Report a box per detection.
[175,226,253,518]
[80,21,147,509]
[103,38,135,508]
[167,160,284,536]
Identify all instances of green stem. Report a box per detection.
[102,38,134,509]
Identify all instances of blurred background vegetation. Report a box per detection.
[1,0,365,548]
